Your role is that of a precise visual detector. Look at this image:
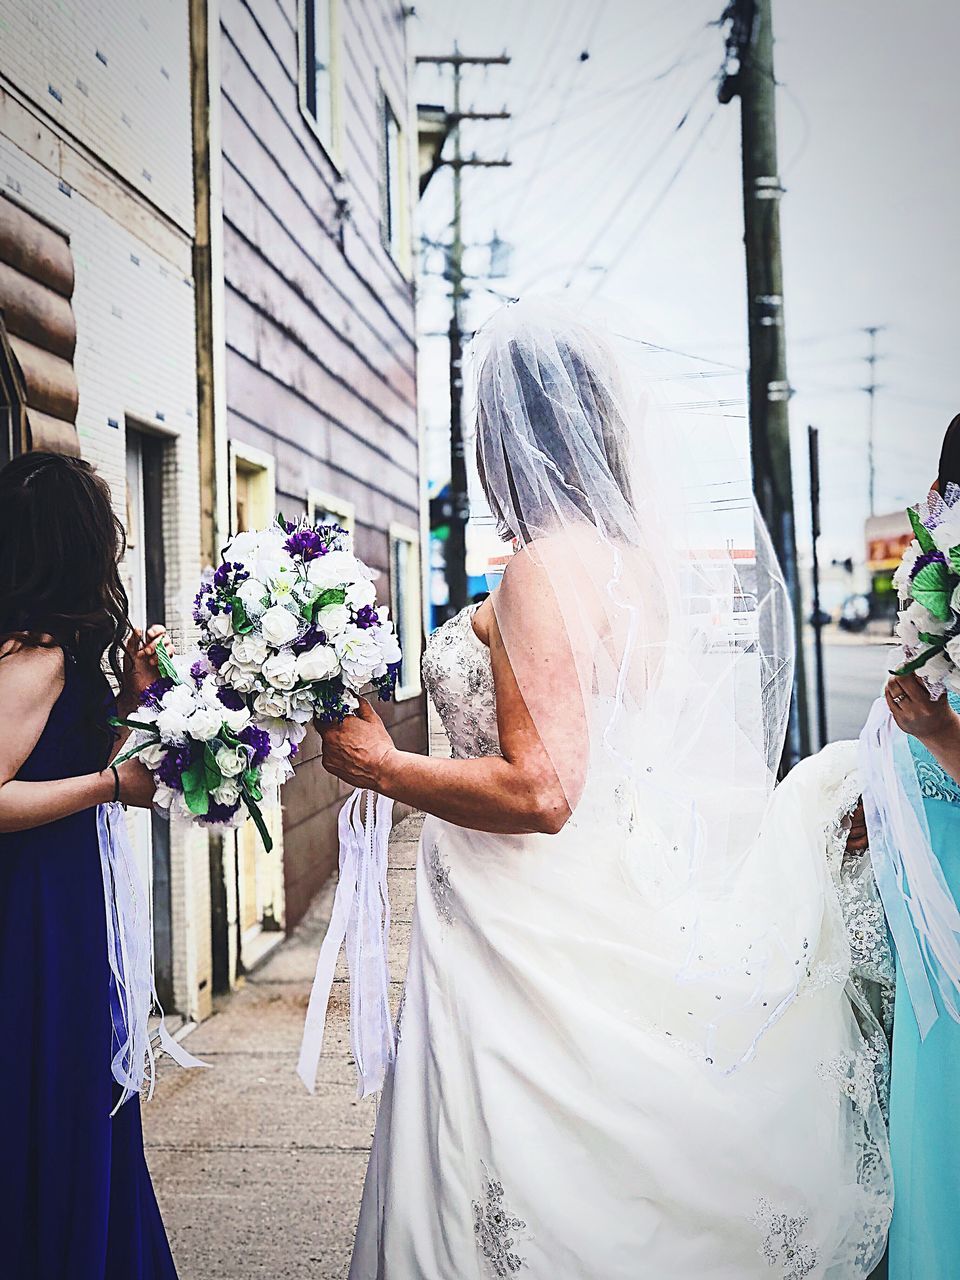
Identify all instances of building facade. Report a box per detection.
[0,1,213,1020]
[195,0,427,974]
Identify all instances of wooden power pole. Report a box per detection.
[719,0,810,767]
[416,50,510,617]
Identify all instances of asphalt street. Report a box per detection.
[810,634,898,747]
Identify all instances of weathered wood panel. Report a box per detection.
[220,0,425,927]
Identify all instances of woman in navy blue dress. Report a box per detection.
[0,452,178,1278]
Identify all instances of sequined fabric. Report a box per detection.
[422,605,502,760]
[750,1198,818,1279]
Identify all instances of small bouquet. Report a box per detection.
[193,516,402,737]
[893,484,960,694]
[113,641,291,851]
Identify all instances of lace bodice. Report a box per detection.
[909,691,960,805]
[422,605,502,760]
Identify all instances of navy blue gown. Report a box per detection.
[0,655,178,1279]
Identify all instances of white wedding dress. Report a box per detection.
[348,605,891,1280]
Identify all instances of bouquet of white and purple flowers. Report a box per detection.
[193,516,402,739]
[112,641,290,851]
[893,484,960,694]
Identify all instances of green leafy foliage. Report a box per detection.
[156,637,178,682]
[180,759,210,817]
[912,560,953,622]
[908,507,937,554]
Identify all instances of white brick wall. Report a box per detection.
[0,0,194,232]
[0,0,212,1021]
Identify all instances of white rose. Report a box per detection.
[376,622,402,667]
[220,659,259,694]
[161,684,198,716]
[262,649,299,691]
[223,529,263,567]
[185,705,224,742]
[254,688,292,720]
[255,533,293,583]
[260,755,293,789]
[212,778,241,808]
[260,604,300,648]
[220,704,251,733]
[139,741,167,770]
[345,578,377,610]
[236,577,269,613]
[153,784,175,812]
[288,688,316,722]
[295,644,340,683]
[334,626,383,690]
[232,634,270,667]
[316,602,350,637]
[215,745,247,778]
[156,708,190,743]
[306,550,364,590]
[207,610,234,640]
[134,704,160,725]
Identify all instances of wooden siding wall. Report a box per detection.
[219,0,425,926]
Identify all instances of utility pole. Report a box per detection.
[862,324,886,517]
[417,50,510,618]
[718,0,810,768]
[808,425,828,750]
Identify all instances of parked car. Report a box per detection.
[838,594,871,632]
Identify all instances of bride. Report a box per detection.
[318,299,892,1278]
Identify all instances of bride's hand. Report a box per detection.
[318,699,397,791]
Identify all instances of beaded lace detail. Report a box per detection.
[472,1169,527,1276]
[422,605,502,760]
[750,1198,818,1279]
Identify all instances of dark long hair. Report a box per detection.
[0,452,130,725]
[937,414,960,492]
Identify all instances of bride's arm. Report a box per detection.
[318,582,587,836]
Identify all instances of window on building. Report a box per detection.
[231,441,276,534]
[308,487,355,536]
[300,0,336,155]
[379,88,407,265]
[389,522,423,699]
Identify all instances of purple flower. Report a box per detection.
[190,658,212,686]
[914,551,947,575]
[141,676,175,709]
[239,724,271,766]
[207,644,230,670]
[293,625,327,653]
[289,742,299,760]
[217,686,246,711]
[156,744,194,791]
[202,800,241,825]
[353,604,380,630]
[285,528,325,561]
[213,561,234,589]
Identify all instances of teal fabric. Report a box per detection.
[888,707,960,1280]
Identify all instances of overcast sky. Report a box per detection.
[411,0,960,565]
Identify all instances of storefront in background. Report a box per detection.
[866,511,913,619]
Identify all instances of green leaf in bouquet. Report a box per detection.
[228,596,255,635]
[156,637,179,683]
[110,716,159,733]
[241,791,273,853]
[949,548,960,578]
[894,640,947,677]
[242,767,262,801]
[202,743,223,791]
[313,587,347,612]
[908,506,937,555]
[912,560,953,622]
[180,759,210,817]
[919,631,948,646]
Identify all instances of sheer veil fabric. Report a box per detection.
[349,298,891,1279]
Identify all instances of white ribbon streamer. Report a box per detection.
[860,697,960,1038]
[97,802,209,1115]
[298,787,395,1098]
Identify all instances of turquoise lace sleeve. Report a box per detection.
[908,692,960,805]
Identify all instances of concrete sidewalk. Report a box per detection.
[143,813,422,1280]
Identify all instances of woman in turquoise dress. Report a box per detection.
[877,412,960,1280]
